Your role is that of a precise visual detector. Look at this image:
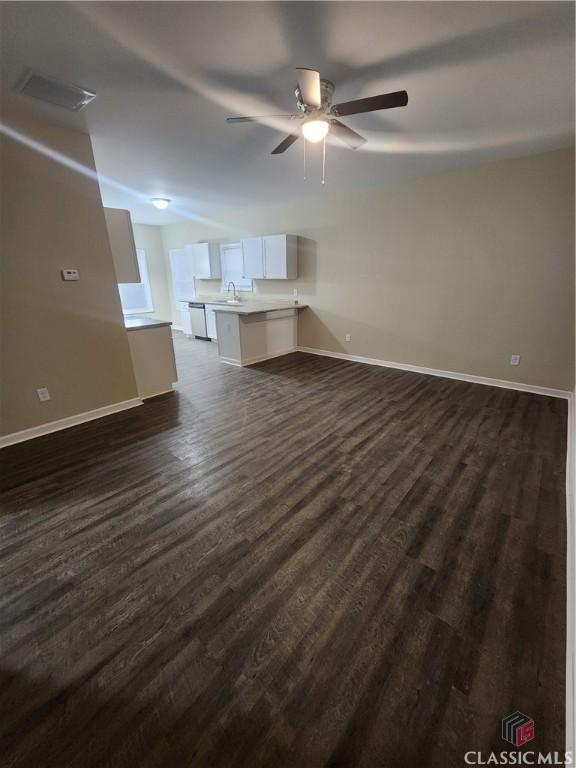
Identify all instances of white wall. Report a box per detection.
[0,114,138,436]
[160,148,574,391]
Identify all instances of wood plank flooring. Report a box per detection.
[0,334,568,767]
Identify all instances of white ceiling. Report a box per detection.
[1,2,574,225]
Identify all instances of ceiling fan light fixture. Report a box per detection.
[302,119,329,143]
[227,68,408,159]
[151,198,171,210]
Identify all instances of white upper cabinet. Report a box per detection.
[241,235,298,279]
[104,208,140,283]
[185,242,221,279]
[263,235,297,279]
[241,237,265,279]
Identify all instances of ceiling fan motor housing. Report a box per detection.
[295,78,335,113]
[320,79,335,110]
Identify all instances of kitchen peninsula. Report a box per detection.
[211,301,307,366]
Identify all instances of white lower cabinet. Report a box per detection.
[204,305,218,339]
[179,301,193,336]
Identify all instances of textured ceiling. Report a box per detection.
[1,2,574,224]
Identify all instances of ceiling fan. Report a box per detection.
[226,68,408,154]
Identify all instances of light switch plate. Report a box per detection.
[36,387,51,402]
[61,268,80,281]
[510,354,521,366]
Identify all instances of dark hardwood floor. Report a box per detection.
[0,333,568,767]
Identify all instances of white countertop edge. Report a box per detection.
[209,303,307,315]
[125,317,173,331]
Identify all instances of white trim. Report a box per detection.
[242,348,297,366]
[567,391,575,755]
[219,357,242,367]
[0,397,143,448]
[142,388,174,399]
[296,346,571,400]
[219,347,297,368]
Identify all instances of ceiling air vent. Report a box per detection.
[14,70,96,112]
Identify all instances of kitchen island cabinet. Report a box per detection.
[125,317,177,398]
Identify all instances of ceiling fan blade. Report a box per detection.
[296,68,321,108]
[227,114,297,123]
[329,120,366,150]
[331,90,408,117]
[271,133,300,155]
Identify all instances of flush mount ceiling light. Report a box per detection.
[301,118,329,143]
[151,198,171,209]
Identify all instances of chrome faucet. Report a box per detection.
[226,281,239,301]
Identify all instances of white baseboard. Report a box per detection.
[0,397,143,448]
[566,392,575,754]
[141,388,175,399]
[296,346,571,400]
[219,348,297,368]
[242,348,298,367]
[219,358,242,367]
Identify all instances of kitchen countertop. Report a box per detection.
[124,317,173,331]
[207,301,307,315]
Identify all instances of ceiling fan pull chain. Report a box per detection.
[322,136,326,185]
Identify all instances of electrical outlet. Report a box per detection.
[510,354,521,366]
[293,288,298,298]
[36,387,51,402]
[345,334,351,342]
[61,268,79,281]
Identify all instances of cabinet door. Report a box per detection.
[179,302,193,335]
[241,237,265,278]
[263,235,287,278]
[185,243,221,278]
[208,243,222,279]
[104,208,140,282]
[205,307,218,339]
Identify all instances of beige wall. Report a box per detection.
[132,223,172,322]
[161,148,575,391]
[0,114,138,436]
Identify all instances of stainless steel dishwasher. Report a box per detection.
[188,302,210,341]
